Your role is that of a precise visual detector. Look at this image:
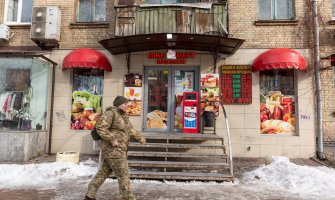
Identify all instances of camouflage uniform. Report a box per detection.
[86,106,145,200]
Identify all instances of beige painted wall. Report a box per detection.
[50,48,315,158]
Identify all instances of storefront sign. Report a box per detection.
[147,50,196,64]
[221,65,252,104]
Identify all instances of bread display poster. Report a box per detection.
[200,73,220,116]
[260,91,295,134]
[124,73,143,116]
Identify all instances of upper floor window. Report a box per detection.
[258,0,295,20]
[77,0,106,22]
[332,0,335,20]
[4,0,34,24]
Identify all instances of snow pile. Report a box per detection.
[242,156,335,199]
[0,159,97,189]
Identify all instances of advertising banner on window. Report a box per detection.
[71,69,103,130]
[200,73,220,116]
[124,73,143,116]
[259,70,296,134]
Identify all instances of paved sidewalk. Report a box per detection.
[0,154,328,200]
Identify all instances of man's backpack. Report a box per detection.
[91,110,115,141]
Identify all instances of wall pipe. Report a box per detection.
[311,0,325,159]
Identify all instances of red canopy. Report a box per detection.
[251,48,306,71]
[62,48,112,72]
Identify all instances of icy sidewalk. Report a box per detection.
[0,155,334,200]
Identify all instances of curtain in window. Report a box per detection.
[21,0,33,22]
[94,0,106,21]
[258,0,271,20]
[78,0,106,22]
[6,0,18,22]
[78,0,92,22]
[258,0,294,20]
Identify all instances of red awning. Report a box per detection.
[251,48,306,71]
[62,48,112,72]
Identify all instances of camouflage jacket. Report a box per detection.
[96,106,144,158]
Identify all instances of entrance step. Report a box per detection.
[129,171,234,181]
[127,133,232,182]
[128,160,229,169]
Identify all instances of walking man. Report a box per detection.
[85,96,146,200]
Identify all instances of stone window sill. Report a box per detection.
[70,22,109,29]
[8,24,31,29]
[255,20,298,26]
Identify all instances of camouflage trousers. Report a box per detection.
[86,157,135,200]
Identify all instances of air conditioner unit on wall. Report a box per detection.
[0,24,10,41]
[30,6,61,41]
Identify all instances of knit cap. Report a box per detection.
[113,96,128,107]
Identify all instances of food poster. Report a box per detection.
[260,91,296,134]
[124,87,142,100]
[201,87,219,102]
[125,100,142,116]
[200,101,220,117]
[201,73,219,88]
[71,91,102,130]
[147,110,168,129]
[200,73,220,116]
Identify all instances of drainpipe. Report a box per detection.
[311,0,325,159]
[48,63,56,155]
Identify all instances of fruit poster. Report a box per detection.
[260,91,295,134]
[71,91,102,130]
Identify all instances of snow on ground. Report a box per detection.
[0,156,335,200]
[241,156,335,199]
[0,159,97,189]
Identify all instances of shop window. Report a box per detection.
[77,0,106,22]
[4,0,34,24]
[258,0,295,20]
[259,69,296,135]
[0,58,50,131]
[71,69,103,130]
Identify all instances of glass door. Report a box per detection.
[143,67,170,132]
[143,67,199,133]
[172,68,199,132]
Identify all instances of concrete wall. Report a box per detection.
[0,131,46,161]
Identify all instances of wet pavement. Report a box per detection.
[0,154,331,200]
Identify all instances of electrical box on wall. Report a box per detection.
[30,6,61,42]
[0,24,10,41]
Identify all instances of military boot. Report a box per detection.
[84,195,96,200]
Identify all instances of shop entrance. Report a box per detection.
[143,66,199,133]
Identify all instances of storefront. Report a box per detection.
[50,44,315,158]
[0,47,56,161]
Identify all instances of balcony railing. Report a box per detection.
[115,4,228,37]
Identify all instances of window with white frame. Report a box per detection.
[4,0,34,24]
[77,0,106,22]
[258,0,295,20]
